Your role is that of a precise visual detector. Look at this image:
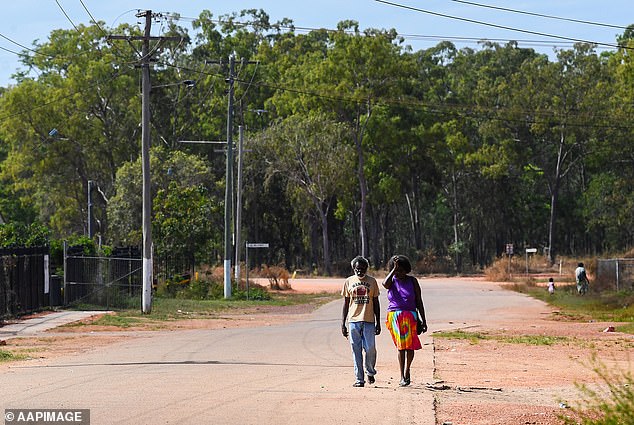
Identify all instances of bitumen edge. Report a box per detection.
[0,311,109,339]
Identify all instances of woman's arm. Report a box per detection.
[381,258,398,289]
[413,277,428,333]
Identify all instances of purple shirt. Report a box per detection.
[387,275,417,312]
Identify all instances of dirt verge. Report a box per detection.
[433,316,633,424]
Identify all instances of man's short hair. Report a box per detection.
[351,255,369,269]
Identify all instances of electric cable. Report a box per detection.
[54,0,80,33]
[448,0,629,31]
[374,0,631,51]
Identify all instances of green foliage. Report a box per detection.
[561,355,634,425]
[107,147,220,249]
[0,223,50,247]
[0,11,633,273]
[157,277,272,302]
[434,329,570,346]
[0,350,28,362]
[521,284,634,326]
[153,181,220,262]
[433,330,488,344]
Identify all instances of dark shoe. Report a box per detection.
[368,375,375,384]
[399,378,410,387]
[353,382,364,387]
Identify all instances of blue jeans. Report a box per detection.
[348,321,377,384]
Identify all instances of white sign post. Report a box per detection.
[525,248,537,275]
[506,244,514,276]
[245,242,269,300]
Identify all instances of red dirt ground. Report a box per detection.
[2,277,633,425]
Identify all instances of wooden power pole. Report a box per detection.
[109,10,181,313]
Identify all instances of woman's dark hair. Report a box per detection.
[387,254,412,274]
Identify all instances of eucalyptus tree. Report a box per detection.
[265,21,406,262]
[0,23,144,237]
[107,147,220,251]
[582,29,634,251]
[504,44,611,263]
[251,113,354,275]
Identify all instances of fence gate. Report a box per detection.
[0,247,49,320]
[64,254,142,310]
[597,258,634,292]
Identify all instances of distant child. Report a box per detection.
[547,277,555,295]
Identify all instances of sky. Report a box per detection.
[1,0,632,87]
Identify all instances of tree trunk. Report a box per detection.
[547,131,566,266]
[451,171,462,272]
[320,208,331,276]
[355,103,372,259]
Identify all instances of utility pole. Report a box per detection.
[109,10,181,313]
[140,12,152,313]
[223,54,236,299]
[205,56,257,298]
[87,180,93,239]
[234,125,244,282]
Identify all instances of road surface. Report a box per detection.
[1,277,548,425]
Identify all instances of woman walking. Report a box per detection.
[382,255,427,387]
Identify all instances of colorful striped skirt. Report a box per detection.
[386,310,422,351]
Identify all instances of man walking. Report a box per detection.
[341,256,381,387]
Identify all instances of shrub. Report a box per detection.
[484,256,518,281]
[561,355,634,424]
[414,249,453,274]
[261,265,291,290]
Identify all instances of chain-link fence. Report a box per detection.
[64,255,142,310]
[596,258,634,292]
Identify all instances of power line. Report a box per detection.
[160,60,634,131]
[0,44,28,57]
[166,13,621,54]
[0,68,131,122]
[54,0,80,33]
[0,32,42,56]
[449,0,629,31]
[374,0,629,51]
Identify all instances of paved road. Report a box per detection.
[0,277,549,425]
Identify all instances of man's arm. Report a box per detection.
[373,296,381,335]
[342,297,350,337]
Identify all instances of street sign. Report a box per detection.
[246,243,269,248]
[526,248,537,253]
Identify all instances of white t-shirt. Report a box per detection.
[341,275,379,323]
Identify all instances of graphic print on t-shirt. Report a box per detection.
[351,282,370,305]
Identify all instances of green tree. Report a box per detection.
[0,23,144,237]
[504,44,610,263]
[252,113,354,275]
[107,148,220,247]
[266,22,406,260]
[153,181,221,266]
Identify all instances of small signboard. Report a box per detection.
[246,243,269,248]
[526,248,537,253]
[505,244,514,255]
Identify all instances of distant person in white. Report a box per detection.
[575,263,589,295]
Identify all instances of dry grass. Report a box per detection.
[484,254,600,283]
